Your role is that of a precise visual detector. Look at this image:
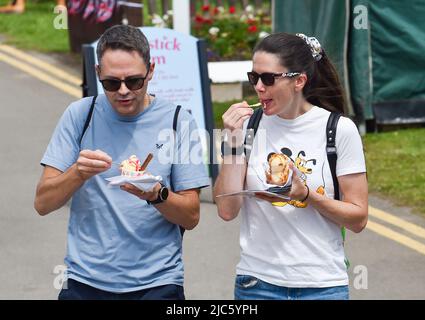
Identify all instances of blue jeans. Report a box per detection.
[58,278,185,300]
[234,275,349,300]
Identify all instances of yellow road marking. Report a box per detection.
[0,52,80,98]
[0,44,81,86]
[367,220,425,256]
[369,206,425,240]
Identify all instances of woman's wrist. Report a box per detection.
[223,129,245,148]
[299,184,310,202]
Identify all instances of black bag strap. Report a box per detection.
[244,108,263,162]
[326,112,342,200]
[326,112,349,266]
[172,105,185,237]
[242,108,346,259]
[243,109,341,200]
[80,99,179,147]
[79,100,185,236]
[173,105,181,133]
[79,95,97,147]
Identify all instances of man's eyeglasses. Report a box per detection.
[99,67,150,92]
[247,71,301,86]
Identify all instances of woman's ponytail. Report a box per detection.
[305,52,347,115]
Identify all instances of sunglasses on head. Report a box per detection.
[99,66,150,92]
[247,71,301,86]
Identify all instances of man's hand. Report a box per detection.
[120,182,161,202]
[75,149,112,181]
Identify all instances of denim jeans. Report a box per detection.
[234,275,349,300]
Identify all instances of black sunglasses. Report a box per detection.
[247,71,301,86]
[100,66,150,92]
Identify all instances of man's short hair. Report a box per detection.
[96,25,150,67]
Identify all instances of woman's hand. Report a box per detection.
[287,162,309,201]
[255,162,309,203]
[222,101,253,147]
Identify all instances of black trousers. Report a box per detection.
[58,278,185,300]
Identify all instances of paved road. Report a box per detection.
[1,49,425,300]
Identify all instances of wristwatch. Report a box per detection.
[147,183,169,205]
[220,141,245,157]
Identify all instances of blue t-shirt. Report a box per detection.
[41,94,210,292]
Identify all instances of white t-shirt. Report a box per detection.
[236,106,366,288]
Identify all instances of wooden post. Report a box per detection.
[190,0,196,16]
[228,0,237,8]
[122,0,143,26]
[162,0,170,14]
[148,0,156,15]
[241,0,249,9]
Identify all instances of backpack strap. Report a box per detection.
[79,98,185,237]
[326,112,342,201]
[173,105,181,133]
[244,109,342,199]
[326,112,350,267]
[172,105,185,237]
[244,108,263,162]
[79,95,97,147]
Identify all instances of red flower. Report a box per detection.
[248,25,258,33]
[201,5,209,12]
[229,6,235,14]
[195,15,204,23]
[213,7,220,15]
[247,18,257,25]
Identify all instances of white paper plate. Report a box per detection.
[105,174,162,192]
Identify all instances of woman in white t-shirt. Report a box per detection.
[213,32,368,300]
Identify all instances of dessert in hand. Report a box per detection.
[120,155,146,177]
[265,153,290,185]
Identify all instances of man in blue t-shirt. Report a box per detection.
[34,25,209,299]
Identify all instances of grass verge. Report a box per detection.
[363,128,425,215]
[0,0,69,52]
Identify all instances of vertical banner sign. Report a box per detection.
[141,26,207,142]
[85,27,217,181]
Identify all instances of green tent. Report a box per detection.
[273,0,425,131]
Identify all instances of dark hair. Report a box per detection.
[96,25,150,67]
[253,33,347,114]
